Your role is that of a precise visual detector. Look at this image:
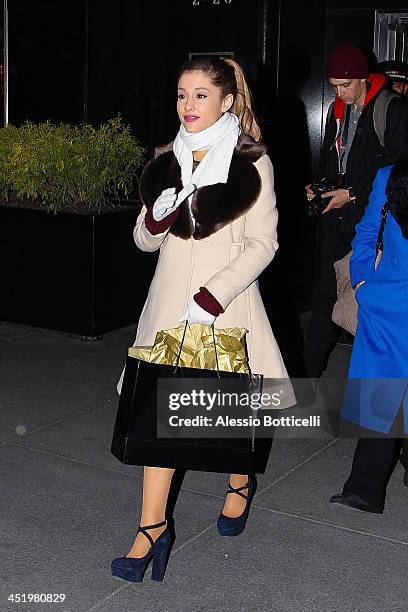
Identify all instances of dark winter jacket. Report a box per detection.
[320,74,408,232]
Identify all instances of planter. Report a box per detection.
[0,203,158,339]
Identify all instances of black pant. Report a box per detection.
[342,410,405,511]
[303,214,354,378]
[400,441,408,469]
[342,437,402,511]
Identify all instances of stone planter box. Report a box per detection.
[0,203,157,339]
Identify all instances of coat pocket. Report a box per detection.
[192,241,246,267]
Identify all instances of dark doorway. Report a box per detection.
[8,0,86,125]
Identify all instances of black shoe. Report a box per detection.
[217,475,257,537]
[329,492,383,514]
[403,469,408,488]
[111,520,172,583]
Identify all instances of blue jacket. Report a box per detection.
[341,166,408,433]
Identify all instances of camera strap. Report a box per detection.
[339,105,351,173]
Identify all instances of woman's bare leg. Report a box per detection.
[126,466,175,558]
[221,473,250,517]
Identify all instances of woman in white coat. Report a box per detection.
[111,56,290,583]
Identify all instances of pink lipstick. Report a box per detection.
[184,115,200,122]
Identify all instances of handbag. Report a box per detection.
[332,202,390,335]
[111,323,271,474]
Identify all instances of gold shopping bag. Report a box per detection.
[128,323,249,374]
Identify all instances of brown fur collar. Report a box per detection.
[139,134,267,240]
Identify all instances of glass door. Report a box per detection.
[0,0,7,126]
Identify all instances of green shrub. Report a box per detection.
[0,116,145,213]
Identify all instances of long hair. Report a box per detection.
[386,154,408,239]
[177,56,262,142]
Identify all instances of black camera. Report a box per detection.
[306,178,337,215]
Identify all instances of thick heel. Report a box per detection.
[151,546,170,582]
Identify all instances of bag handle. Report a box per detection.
[211,326,221,378]
[376,201,390,256]
[173,321,189,371]
[173,322,221,378]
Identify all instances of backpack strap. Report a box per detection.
[373,89,399,148]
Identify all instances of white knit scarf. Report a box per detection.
[173,112,241,193]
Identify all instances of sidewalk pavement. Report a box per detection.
[1,321,407,612]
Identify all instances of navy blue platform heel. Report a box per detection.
[111,520,172,583]
[217,475,257,537]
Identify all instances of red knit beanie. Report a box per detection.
[327,44,369,79]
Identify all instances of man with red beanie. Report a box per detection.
[303,43,408,379]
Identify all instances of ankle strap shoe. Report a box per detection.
[111,519,173,582]
[217,475,257,537]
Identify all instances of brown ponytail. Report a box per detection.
[178,56,262,142]
[221,58,262,142]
